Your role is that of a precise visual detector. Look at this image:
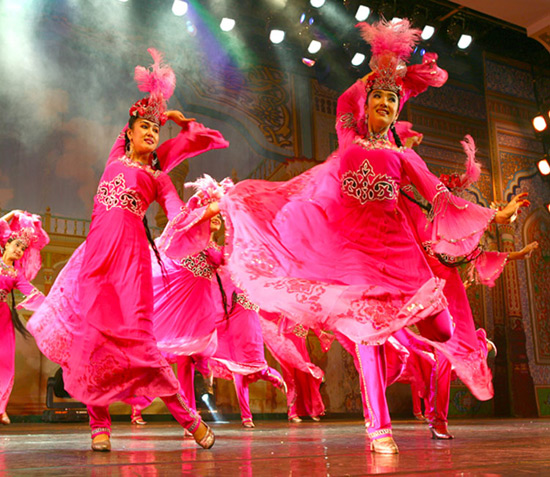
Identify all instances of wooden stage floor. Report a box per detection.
[1,418,549,476]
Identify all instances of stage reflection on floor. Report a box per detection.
[1,419,549,476]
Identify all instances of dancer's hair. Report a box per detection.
[10,289,30,338]
[124,118,165,273]
[215,271,230,319]
[4,238,31,338]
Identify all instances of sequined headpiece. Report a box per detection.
[129,48,176,126]
[0,211,49,280]
[357,19,448,111]
[9,227,34,248]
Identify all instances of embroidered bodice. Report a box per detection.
[93,155,184,223]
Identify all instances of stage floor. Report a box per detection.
[1,418,549,476]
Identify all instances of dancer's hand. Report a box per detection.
[166,110,196,127]
[494,192,530,224]
[509,241,539,261]
[0,210,23,223]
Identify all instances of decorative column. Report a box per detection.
[497,224,538,417]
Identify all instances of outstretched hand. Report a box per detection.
[166,110,196,128]
[519,241,539,259]
[509,241,539,261]
[494,192,530,224]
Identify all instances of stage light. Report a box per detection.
[201,393,210,403]
[421,25,435,40]
[457,34,473,50]
[391,17,403,24]
[172,0,188,17]
[533,114,548,132]
[310,0,325,8]
[547,203,550,214]
[300,12,306,23]
[270,29,285,44]
[118,0,129,2]
[308,40,322,54]
[302,57,316,67]
[351,53,366,66]
[538,157,550,176]
[220,17,236,31]
[355,5,370,22]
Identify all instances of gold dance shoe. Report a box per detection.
[289,416,302,423]
[1,413,11,425]
[91,434,111,452]
[242,420,255,429]
[193,422,215,449]
[370,436,399,454]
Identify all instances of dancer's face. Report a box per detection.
[366,89,399,134]
[127,118,160,156]
[210,215,222,233]
[3,239,26,263]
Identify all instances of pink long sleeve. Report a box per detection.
[471,251,509,287]
[401,150,496,257]
[15,274,45,312]
[155,173,185,221]
[156,121,229,174]
[107,126,128,167]
[335,80,367,151]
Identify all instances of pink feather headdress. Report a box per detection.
[357,19,448,110]
[129,48,176,126]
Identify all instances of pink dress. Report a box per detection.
[207,270,285,424]
[0,261,44,414]
[209,268,276,376]
[27,123,226,407]
[152,242,223,360]
[218,80,496,346]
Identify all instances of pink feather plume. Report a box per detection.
[459,135,481,188]
[134,48,176,103]
[356,19,421,63]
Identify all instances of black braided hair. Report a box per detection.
[390,122,403,148]
[10,289,30,339]
[214,271,230,319]
[144,151,168,278]
[392,123,433,214]
[125,116,166,276]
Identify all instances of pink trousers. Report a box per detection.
[233,367,285,424]
[337,308,454,440]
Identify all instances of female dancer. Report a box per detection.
[192,19,529,453]
[27,50,227,451]
[259,311,330,423]
[208,269,287,428]
[153,212,286,427]
[0,210,48,425]
[152,213,226,413]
